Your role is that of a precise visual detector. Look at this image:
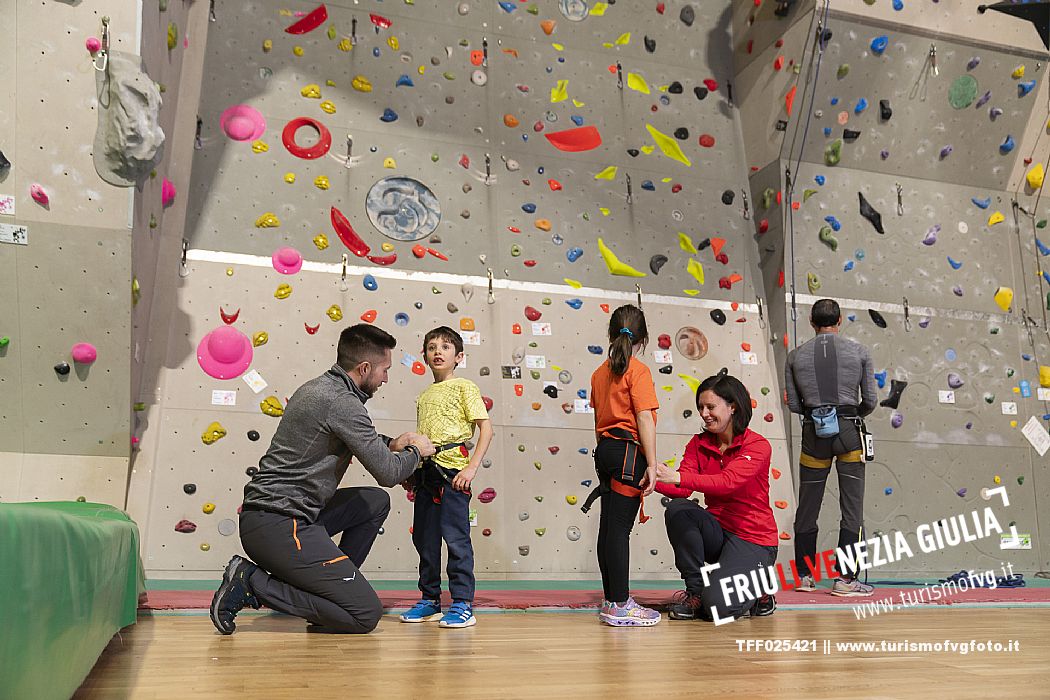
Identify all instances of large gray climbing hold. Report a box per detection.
[94,51,165,187]
[649,254,668,274]
[680,4,694,26]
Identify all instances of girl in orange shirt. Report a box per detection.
[588,304,661,626]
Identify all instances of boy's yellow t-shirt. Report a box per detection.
[416,376,489,470]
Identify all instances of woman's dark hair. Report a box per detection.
[607,304,648,376]
[337,323,397,371]
[810,298,841,328]
[696,372,752,436]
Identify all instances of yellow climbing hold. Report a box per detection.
[552,43,564,51]
[314,175,330,190]
[994,286,1013,312]
[1026,162,1044,190]
[564,278,583,288]
[1012,65,1025,79]
[338,38,352,52]
[645,123,692,167]
[551,79,569,103]
[594,165,618,180]
[201,421,227,445]
[326,304,343,321]
[252,332,268,347]
[686,258,705,285]
[383,157,397,169]
[260,396,285,417]
[572,99,585,108]
[678,232,697,254]
[640,145,655,155]
[418,65,425,75]
[807,272,821,294]
[599,207,610,216]
[301,83,322,98]
[1039,365,1050,388]
[590,2,608,16]
[293,45,304,56]
[566,495,578,505]
[626,72,650,94]
[263,39,273,52]
[387,36,400,50]
[251,140,269,153]
[352,75,373,92]
[312,233,329,250]
[597,237,646,277]
[284,172,296,184]
[381,242,394,252]
[255,212,280,228]
[614,32,630,46]
[683,289,701,296]
[535,218,552,231]
[274,283,292,299]
[320,100,336,114]
[988,211,1005,226]
[678,374,701,394]
[202,503,216,514]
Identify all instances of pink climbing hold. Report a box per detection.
[85,36,101,53]
[30,183,49,206]
[478,487,497,503]
[174,519,197,533]
[71,342,98,364]
[162,178,176,208]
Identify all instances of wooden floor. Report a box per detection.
[76,608,1050,699]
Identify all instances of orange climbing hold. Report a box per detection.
[780,531,792,540]
[535,218,552,231]
[412,244,427,258]
[427,247,448,261]
[773,56,784,71]
[411,361,426,375]
[504,114,520,128]
[741,342,751,352]
[460,318,476,331]
[470,50,484,66]
[540,19,556,35]
[785,84,797,116]
[774,500,787,509]
[360,309,377,323]
[771,468,782,479]
[710,237,726,257]
[548,179,563,191]
[698,134,715,147]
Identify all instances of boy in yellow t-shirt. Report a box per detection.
[400,326,493,629]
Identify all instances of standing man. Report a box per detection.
[210,324,436,634]
[785,299,877,597]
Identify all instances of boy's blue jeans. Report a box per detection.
[412,464,475,603]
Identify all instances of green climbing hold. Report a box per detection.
[530,370,541,380]
[431,153,439,162]
[582,213,590,221]
[984,393,995,404]
[133,402,146,411]
[149,213,157,229]
[442,71,456,80]
[803,188,818,202]
[762,187,775,209]
[542,298,552,305]
[327,25,337,40]
[837,64,850,79]
[1046,291,1050,310]
[510,244,522,257]
[760,387,770,395]
[825,139,842,166]
[0,336,9,348]
[535,495,543,502]
[535,528,546,536]
[518,444,526,452]
[1007,368,1015,378]
[948,75,978,109]
[159,0,168,10]
[77,496,87,503]
[533,461,542,470]
[527,5,539,14]
[819,225,839,251]
[431,286,442,294]
[807,272,821,294]
[990,327,1000,334]
[1037,219,1047,229]
[167,22,178,50]
[1018,476,1025,485]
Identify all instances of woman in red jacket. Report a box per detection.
[655,372,779,621]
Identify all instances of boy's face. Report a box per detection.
[424,336,463,371]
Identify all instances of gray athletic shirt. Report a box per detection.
[785,332,877,417]
[242,365,420,521]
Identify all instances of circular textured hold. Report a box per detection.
[948,75,978,109]
[675,326,709,360]
[673,127,689,140]
[183,483,197,495]
[365,176,441,242]
[558,369,572,384]
[566,526,582,541]
[394,312,410,326]
[471,69,487,86]
[518,511,530,521]
[217,518,237,536]
[246,466,258,477]
[247,430,260,441]
[281,117,332,159]
[721,189,735,205]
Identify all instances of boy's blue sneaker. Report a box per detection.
[399,599,442,623]
[438,601,477,628]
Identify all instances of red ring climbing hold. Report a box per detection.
[282,117,332,160]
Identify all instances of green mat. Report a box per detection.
[0,501,143,700]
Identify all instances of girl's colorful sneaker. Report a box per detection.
[599,597,661,626]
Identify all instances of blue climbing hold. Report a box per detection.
[1020,380,1031,397]
[947,256,963,270]
[396,74,415,87]
[843,260,855,272]
[1000,135,1015,154]
[380,108,398,122]
[830,97,839,106]
[538,166,545,174]
[1022,353,1033,362]
[870,35,888,55]
[815,175,826,186]
[1042,270,1050,286]
[558,56,565,63]
[874,370,887,389]
[885,487,893,495]
[372,47,381,58]
[522,202,537,213]
[394,312,410,326]
[641,180,655,191]
[824,215,841,231]
[566,298,583,309]
[363,274,378,291]
[847,314,857,322]
[578,449,589,456]
[498,1,516,11]
[577,389,587,399]
[581,479,593,486]
[567,247,583,263]
[1019,80,1036,97]
[522,134,529,142]
[823,127,832,136]
[972,196,991,209]
[945,348,957,361]
[855,249,865,260]
[892,0,903,9]
[854,97,868,114]
[587,345,603,355]
[571,115,584,126]
[1036,239,1050,256]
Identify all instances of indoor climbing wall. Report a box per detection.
[734,1,1050,573]
[128,0,796,578]
[0,0,197,505]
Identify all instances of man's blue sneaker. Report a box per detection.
[210,555,261,635]
[399,599,442,623]
[439,601,476,628]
